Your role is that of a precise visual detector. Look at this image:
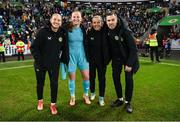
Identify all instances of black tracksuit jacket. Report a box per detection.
[87,27,110,66]
[30,25,69,70]
[108,17,139,73]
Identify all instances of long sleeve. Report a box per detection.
[122,28,138,67]
[60,63,67,80]
[60,30,69,65]
[30,30,42,66]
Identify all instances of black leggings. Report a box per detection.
[90,63,106,97]
[150,47,159,61]
[34,66,59,103]
[0,52,5,62]
[17,52,24,61]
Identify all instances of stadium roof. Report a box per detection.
[69,0,150,2]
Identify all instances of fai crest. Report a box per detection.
[59,37,62,42]
[90,37,94,40]
[115,36,119,40]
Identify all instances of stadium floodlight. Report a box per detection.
[84,2,90,4]
[150,1,155,3]
[137,2,142,4]
[106,3,111,5]
[76,2,80,4]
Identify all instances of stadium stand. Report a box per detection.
[0,0,179,61]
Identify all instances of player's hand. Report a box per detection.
[125,65,132,72]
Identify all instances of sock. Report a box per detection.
[99,96,104,101]
[38,99,43,102]
[119,97,123,101]
[91,93,95,96]
[69,80,75,97]
[83,80,90,96]
[125,101,130,104]
[51,103,55,106]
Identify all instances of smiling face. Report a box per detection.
[71,11,82,27]
[106,14,118,30]
[50,13,62,31]
[92,16,103,31]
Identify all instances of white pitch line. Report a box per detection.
[0,59,33,64]
[160,62,180,67]
[0,59,179,71]
[0,65,33,71]
[140,59,180,67]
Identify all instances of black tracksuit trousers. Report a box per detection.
[112,59,134,102]
[90,63,106,97]
[0,52,5,62]
[17,52,24,61]
[34,66,59,103]
[150,46,159,61]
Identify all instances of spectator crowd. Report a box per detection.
[0,0,179,62]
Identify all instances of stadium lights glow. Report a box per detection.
[75,2,80,4]
[137,2,142,4]
[84,2,90,4]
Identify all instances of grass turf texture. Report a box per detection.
[0,57,179,121]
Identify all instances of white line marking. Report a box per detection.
[0,65,33,71]
[0,59,33,64]
[140,59,180,67]
[160,62,180,67]
[0,59,179,71]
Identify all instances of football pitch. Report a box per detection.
[0,57,180,121]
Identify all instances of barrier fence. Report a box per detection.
[4,44,31,56]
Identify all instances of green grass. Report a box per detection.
[0,57,179,121]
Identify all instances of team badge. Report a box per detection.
[115,36,119,40]
[59,37,62,42]
[48,37,52,40]
[90,37,94,40]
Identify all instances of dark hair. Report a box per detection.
[106,11,118,17]
[150,28,157,34]
[67,22,74,32]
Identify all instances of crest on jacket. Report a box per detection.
[115,35,119,41]
[59,37,62,42]
[90,37,94,40]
